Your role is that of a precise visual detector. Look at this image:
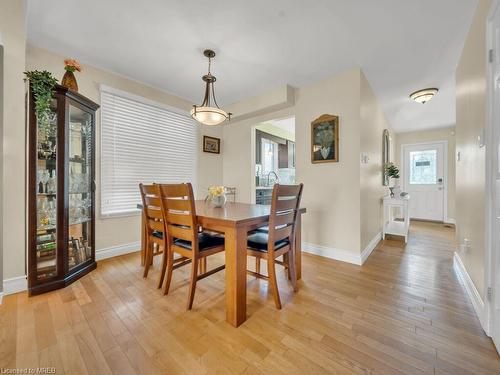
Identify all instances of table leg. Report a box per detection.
[295,214,302,280]
[141,213,146,266]
[224,225,247,327]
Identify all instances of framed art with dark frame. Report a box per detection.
[203,135,221,154]
[311,114,339,163]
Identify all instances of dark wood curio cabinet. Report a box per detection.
[28,84,99,296]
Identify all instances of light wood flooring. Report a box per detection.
[1,221,499,374]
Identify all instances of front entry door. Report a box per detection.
[403,142,445,221]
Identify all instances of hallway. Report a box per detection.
[0,222,498,374]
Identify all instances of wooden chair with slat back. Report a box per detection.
[247,183,304,309]
[158,183,226,310]
[139,183,167,280]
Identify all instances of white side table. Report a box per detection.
[382,195,410,243]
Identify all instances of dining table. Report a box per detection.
[138,200,306,327]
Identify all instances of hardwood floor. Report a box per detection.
[1,221,499,374]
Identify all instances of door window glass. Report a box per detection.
[409,150,437,184]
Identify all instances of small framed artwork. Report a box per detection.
[311,114,339,163]
[203,135,221,154]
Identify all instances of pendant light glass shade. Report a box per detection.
[191,49,231,125]
[190,106,229,126]
[409,88,438,103]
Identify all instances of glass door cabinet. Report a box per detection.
[28,84,99,295]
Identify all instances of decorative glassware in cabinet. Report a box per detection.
[35,100,58,280]
[68,104,93,269]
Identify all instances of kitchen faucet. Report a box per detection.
[266,171,280,186]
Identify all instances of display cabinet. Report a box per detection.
[28,84,99,295]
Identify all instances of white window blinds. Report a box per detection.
[100,87,197,216]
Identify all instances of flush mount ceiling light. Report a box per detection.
[190,49,231,126]
[409,88,439,104]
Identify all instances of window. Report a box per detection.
[261,137,278,175]
[100,86,197,216]
[409,150,437,184]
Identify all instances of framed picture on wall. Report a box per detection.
[311,114,339,163]
[203,135,221,154]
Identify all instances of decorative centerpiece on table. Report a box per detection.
[61,58,82,92]
[206,185,227,208]
[384,162,400,198]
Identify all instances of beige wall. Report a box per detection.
[1,0,27,283]
[455,0,491,300]
[395,126,456,221]
[360,72,393,250]
[223,68,391,256]
[18,45,222,278]
[295,69,362,253]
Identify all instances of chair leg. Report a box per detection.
[163,247,174,295]
[287,249,298,292]
[255,257,260,274]
[283,253,290,279]
[187,258,199,310]
[157,244,168,289]
[143,241,153,278]
[199,258,207,274]
[267,258,282,309]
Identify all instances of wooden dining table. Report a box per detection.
[138,200,306,327]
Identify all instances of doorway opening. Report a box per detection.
[252,117,295,205]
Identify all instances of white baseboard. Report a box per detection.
[3,275,28,296]
[302,242,362,265]
[453,252,489,334]
[361,232,382,264]
[95,241,141,261]
[445,218,456,225]
[302,232,381,266]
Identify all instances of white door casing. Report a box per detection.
[487,0,500,353]
[402,142,446,221]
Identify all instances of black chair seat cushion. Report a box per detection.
[152,231,163,239]
[247,232,289,252]
[174,232,224,251]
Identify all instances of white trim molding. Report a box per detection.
[302,242,362,265]
[95,241,141,261]
[453,252,489,334]
[361,232,382,264]
[444,218,456,225]
[3,275,28,296]
[303,232,381,266]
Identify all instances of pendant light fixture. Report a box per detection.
[409,88,438,104]
[190,49,231,126]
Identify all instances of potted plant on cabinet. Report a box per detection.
[384,162,400,198]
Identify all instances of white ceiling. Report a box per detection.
[27,0,477,133]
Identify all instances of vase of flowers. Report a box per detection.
[61,58,82,92]
[207,186,227,208]
[384,162,400,197]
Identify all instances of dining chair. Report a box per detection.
[139,183,167,280]
[247,183,304,309]
[158,183,226,310]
